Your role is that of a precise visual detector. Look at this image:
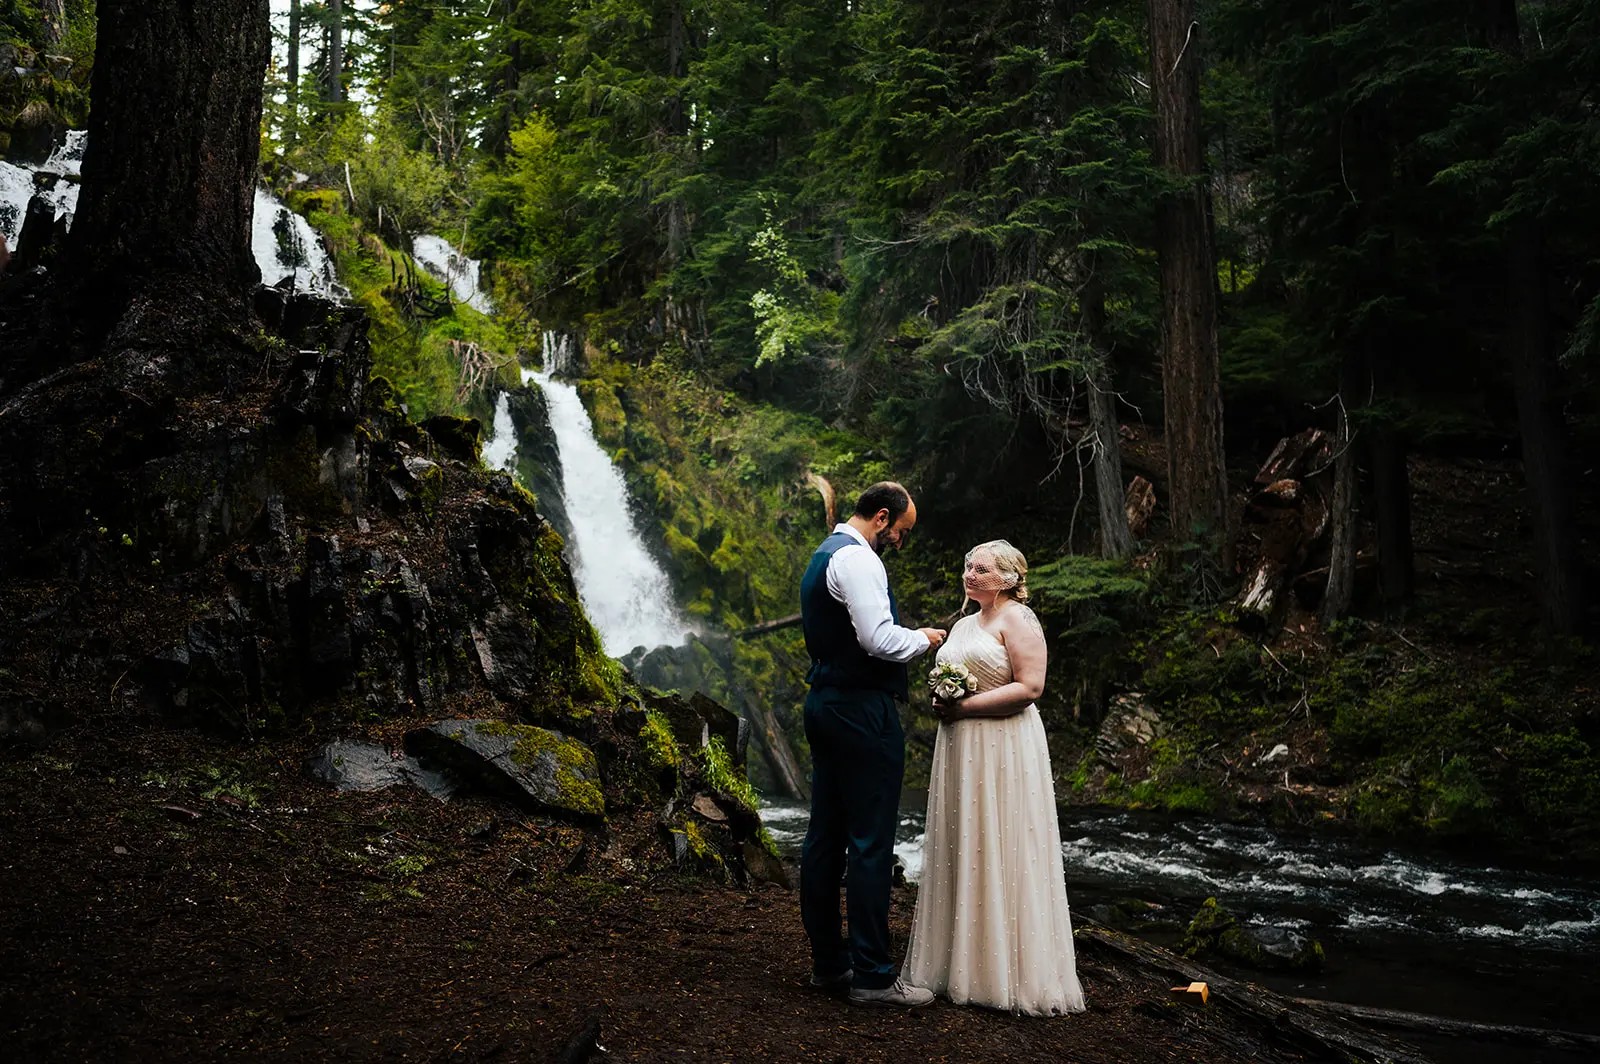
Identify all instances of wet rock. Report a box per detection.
[405,719,604,818]
[504,386,572,541]
[307,739,411,791]
[642,686,744,764]
[276,319,370,427]
[1096,692,1166,760]
[12,194,56,272]
[420,415,480,464]
[306,738,463,801]
[0,287,597,750]
[468,602,543,703]
[742,839,791,889]
[1181,897,1325,974]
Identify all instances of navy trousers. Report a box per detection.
[799,685,905,990]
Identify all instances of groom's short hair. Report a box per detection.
[854,481,911,522]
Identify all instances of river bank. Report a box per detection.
[3,723,1438,1064]
[763,794,1600,1064]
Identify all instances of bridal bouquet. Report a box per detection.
[928,660,977,703]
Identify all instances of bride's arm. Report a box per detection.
[944,608,1046,720]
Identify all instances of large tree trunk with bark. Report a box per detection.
[66,0,270,334]
[1088,372,1133,559]
[41,0,65,45]
[287,0,301,143]
[1322,377,1359,624]
[328,0,344,103]
[1368,425,1413,608]
[1083,278,1133,558]
[1479,0,1583,635]
[1506,218,1581,633]
[1147,0,1229,554]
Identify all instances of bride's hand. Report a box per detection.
[933,697,960,724]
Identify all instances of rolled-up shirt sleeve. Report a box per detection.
[825,541,931,663]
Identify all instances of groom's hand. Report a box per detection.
[919,627,947,651]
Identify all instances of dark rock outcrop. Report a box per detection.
[0,284,777,885]
[0,288,612,736]
[505,384,571,542]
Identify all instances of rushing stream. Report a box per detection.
[760,795,1600,1059]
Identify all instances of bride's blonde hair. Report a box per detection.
[961,539,1029,610]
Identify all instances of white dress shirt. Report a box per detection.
[825,523,931,663]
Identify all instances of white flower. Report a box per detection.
[928,660,975,703]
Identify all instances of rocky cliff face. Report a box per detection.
[0,283,775,883]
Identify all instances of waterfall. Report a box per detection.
[542,329,578,377]
[411,234,493,315]
[481,390,518,472]
[0,130,83,249]
[249,186,344,299]
[2,132,342,300]
[527,352,690,658]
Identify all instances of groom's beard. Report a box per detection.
[872,530,892,553]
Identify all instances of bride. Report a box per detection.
[904,540,1085,1015]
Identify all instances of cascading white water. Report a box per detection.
[481,390,518,472]
[2,132,342,299]
[249,186,344,299]
[542,329,577,376]
[527,358,690,657]
[411,234,493,315]
[1,130,83,249]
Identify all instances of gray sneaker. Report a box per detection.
[848,977,935,1008]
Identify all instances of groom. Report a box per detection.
[798,481,945,1007]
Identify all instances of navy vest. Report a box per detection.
[800,531,910,700]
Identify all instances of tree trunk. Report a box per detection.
[66,0,270,332]
[1089,372,1133,558]
[41,0,65,45]
[665,0,688,268]
[287,0,301,142]
[1322,386,1358,624]
[1368,425,1413,608]
[746,702,808,801]
[1083,278,1132,558]
[328,0,344,103]
[1147,0,1229,555]
[1479,0,1583,635]
[1506,220,1581,633]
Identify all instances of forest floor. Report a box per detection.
[0,724,1427,1064]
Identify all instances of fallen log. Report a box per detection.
[1075,923,1434,1064]
[744,697,809,801]
[735,613,801,637]
[1255,428,1334,484]
[1290,996,1600,1055]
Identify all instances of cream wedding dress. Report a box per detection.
[904,609,1086,1015]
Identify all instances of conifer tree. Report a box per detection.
[1147,0,1228,561]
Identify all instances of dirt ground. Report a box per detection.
[0,724,1407,1064]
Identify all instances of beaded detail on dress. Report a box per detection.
[903,611,1086,1016]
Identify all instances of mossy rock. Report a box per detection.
[1181,897,1324,974]
[405,719,604,819]
[420,415,482,465]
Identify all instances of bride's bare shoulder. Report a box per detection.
[1003,602,1046,639]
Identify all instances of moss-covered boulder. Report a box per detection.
[406,719,604,818]
[1181,897,1325,974]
